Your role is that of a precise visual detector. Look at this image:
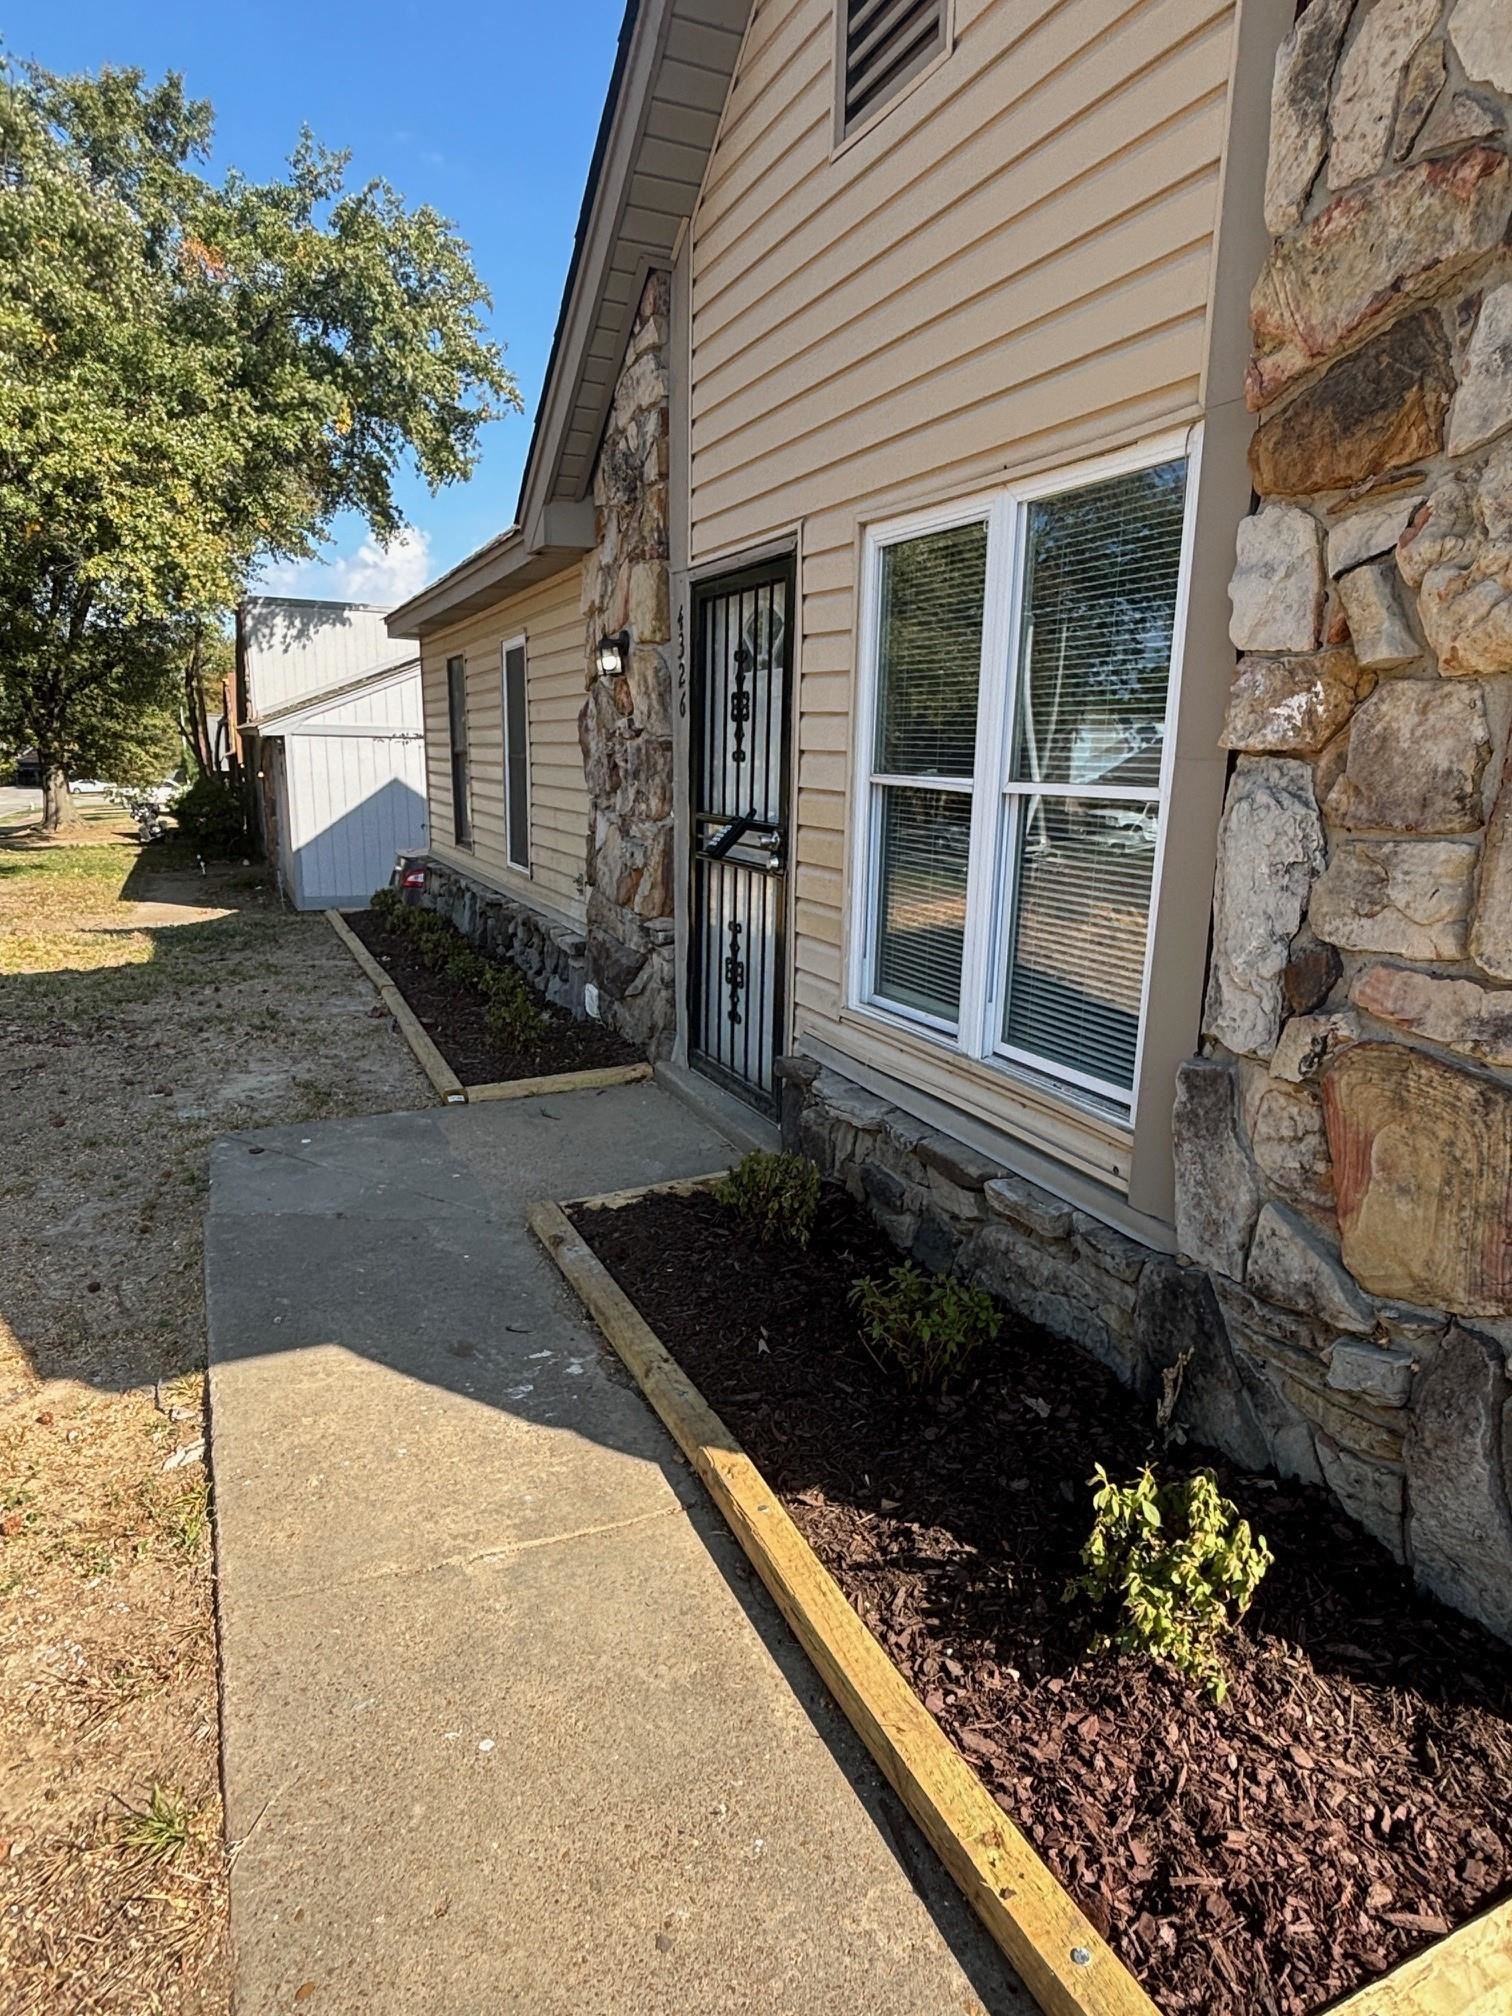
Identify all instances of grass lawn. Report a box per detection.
[0,824,425,2014]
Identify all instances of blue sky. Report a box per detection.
[7,0,624,602]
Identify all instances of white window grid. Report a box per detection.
[848,425,1202,1116]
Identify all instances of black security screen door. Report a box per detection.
[688,558,794,1112]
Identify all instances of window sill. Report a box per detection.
[831,999,1134,1192]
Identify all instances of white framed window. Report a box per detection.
[850,430,1199,1117]
[501,633,531,873]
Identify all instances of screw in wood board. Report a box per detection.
[1071,1948,1092,1967]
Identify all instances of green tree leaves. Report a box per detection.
[0,57,516,822]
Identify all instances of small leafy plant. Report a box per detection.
[716,1149,822,1248]
[1065,1464,1273,1702]
[849,1263,1000,1392]
[370,885,402,921]
[119,1783,192,1862]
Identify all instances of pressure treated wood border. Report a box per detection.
[465,1062,652,1101]
[1327,1895,1512,2015]
[532,1185,1512,2016]
[325,910,465,1104]
[324,912,649,1106]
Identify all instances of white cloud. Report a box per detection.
[255,528,433,609]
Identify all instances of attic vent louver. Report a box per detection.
[842,0,944,131]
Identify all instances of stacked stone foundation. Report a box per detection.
[780,1055,1512,1645]
[405,856,588,1017]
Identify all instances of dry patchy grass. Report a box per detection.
[0,833,426,2013]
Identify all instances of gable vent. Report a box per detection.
[842,0,944,131]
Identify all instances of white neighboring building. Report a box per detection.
[237,597,428,910]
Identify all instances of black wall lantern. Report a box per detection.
[596,629,630,678]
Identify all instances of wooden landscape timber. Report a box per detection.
[325,909,465,1103]
[326,911,650,1105]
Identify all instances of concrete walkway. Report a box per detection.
[206,1083,1026,2016]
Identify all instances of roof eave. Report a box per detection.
[385,510,593,639]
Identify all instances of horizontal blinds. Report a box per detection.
[1011,460,1186,793]
[872,785,971,1024]
[843,0,944,128]
[1001,796,1158,1094]
[875,520,987,778]
[503,643,529,869]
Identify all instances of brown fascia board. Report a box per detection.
[383,1,648,644]
[390,0,747,641]
[385,524,592,639]
[517,0,748,542]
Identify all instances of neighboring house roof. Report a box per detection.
[253,655,422,737]
[240,595,414,720]
[388,0,751,639]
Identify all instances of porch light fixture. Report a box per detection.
[596,629,629,678]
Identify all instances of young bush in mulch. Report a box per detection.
[348,904,641,1085]
[571,1181,1512,2016]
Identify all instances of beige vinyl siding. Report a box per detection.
[421,561,588,923]
[688,0,1239,1180]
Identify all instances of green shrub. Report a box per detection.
[368,895,546,1047]
[716,1150,822,1249]
[445,944,485,987]
[370,886,402,921]
[478,960,546,1049]
[1065,1465,1273,1702]
[849,1264,1000,1392]
[170,774,246,854]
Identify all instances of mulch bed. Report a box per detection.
[347,908,641,1085]
[570,1183,1512,2016]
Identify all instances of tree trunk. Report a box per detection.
[41,763,70,831]
[184,628,213,777]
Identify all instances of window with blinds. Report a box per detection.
[502,637,530,872]
[446,654,471,848]
[857,451,1190,1111]
[868,519,985,1024]
[840,0,945,135]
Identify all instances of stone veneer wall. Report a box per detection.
[578,272,676,1055]
[783,3,1512,1646]
[405,856,588,1014]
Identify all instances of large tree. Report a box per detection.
[0,61,516,825]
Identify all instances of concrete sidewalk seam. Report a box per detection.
[255,1499,693,1604]
[212,1136,501,1224]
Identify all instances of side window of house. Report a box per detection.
[502,637,530,873]
[446,654,471,847]
[858,449,1190,1114]
[839,0,945,137]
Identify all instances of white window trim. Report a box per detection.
[501,631,532,876]
[847,424,1201,1124]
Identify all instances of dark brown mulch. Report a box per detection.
[570,1184,1512,2016]
[347,908,641,1085]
